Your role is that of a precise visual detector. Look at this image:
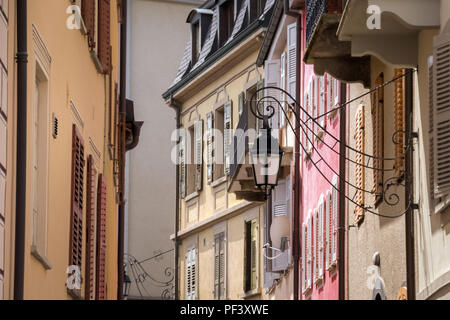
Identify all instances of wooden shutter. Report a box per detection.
[194,120,203,191]
[331,175,338,265]
[325,190,332,270]
[307,80,313,151]
[186,248,195,300]
[98,0,111,74]
[238,92,245,117]
[224,102,233,175]
[256,80,264,133]
[264,60,281,128]
[85,155,96,300]
[214,236,220,299]
[214,233,226,299]
[301,222,307,293]
[394,69,406,180]
[312,209,317,284]
[179,133,186,198]
[272,179,289,272]
[95,174,107,300]
[433,30,450,197]
[354,105,365,224]
[206,112,214,184]
[250,220,258,290]
[428,57,435,202]
[280,52,286,127]
[81,0,96,48]
[313,76,318,137]
[371,74,384,205]
[318,76,325,128]
[306,214,312,289]
[69,124,85,297]
[287,22,297,103]
[318,195,324,279]
[333,78,340,109]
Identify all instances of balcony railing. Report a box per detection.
[306,0,343,44]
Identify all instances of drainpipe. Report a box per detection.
[169,96,181,300]
[293,12,301,301]
[117,0,128,301]
[14,0,28,300]
[338,83,347,300]
[405,69,415,300]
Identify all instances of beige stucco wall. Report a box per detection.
[347,58,407,300]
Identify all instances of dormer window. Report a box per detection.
[192,21,201,65]
[249,0,267,22]
[187,8,214,66]
[219,0,235,47]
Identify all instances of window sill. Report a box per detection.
[211,176,227,188]
[31,245,52,270]
[185,191,199,202]
[240,288,261,299]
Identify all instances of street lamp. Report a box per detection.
[123,273,131,299]
[250,117,283,199]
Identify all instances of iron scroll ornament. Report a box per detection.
[248,84,416,219]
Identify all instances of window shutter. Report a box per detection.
[394,69,406,180]
[206,112,214,184]
[301,222,306,293]
[214,236,220,299]
[95,174,107,300]
[179,133,186,198]
[85,155,96,300]
[238,92,245,117]
[69,125,85,297]
[272,179,288,271]
[308,80,313,151]
[256,80,264,133]
[306,214,312,289]
[250,220,258,290]
[318,76,325,128]
[312,209,317,284]
[224,101,233,175]
[186,247,197,300]
[326,74,332,115]
[331,175,338,265]
[354,105,365,224]
[287,22,297,103]
[219,233,226,299]
[280,53,286,127]
[98,0,111,74]
[325,190,331,270]
[313,76,318,137]
[371,74,384,205]
[81,0,96,48]
[194,120,203,191]
[333,78,340,109]
[433,30,450,197]
[264,60,281,128]
[428,57,435,202]
[318,195,324,279]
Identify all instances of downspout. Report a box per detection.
[338,82,347,300]
[117,0,128,301]
[168,96,181,300]
[405,69,415,300]
[14,0,28,300]
[293,12,301,301]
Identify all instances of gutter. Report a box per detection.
[14,0,28,300]
[162,19,263,101]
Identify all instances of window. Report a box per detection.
[394,68,405,180]
[214,107,225,180]
[219,0,235,47]
[186,246,197,300]
[192,21,201,65]
[31,63,50,268]
[214,232,226,299]
[249,0,266,22]
[354,105,365,224]
[244,219,258,293]
[187,125,196,196]
[371,73,384,206]
[180,120,203,198]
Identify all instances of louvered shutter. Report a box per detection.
[256,80,264,133]
[238,92,245,117]
[394,69,406,180]
[325,190,332,270]
[433,29,450,196]
[287,22,297,103]
[429,57,435,202]
[214,235,220,299]
[179,133,186,198]
[331,175,338,265]
[318,76,325,128]
[85,155,96,300]
[312,209,317,284]
[250,220,258,290]
[333,78,340,109]
[98,0,111,74]
[272,180,288,271]
[69,125,85,297]
[264,60,281,128]
[354,105,365,223]
[81,0,95,48]
[326,74,332,116]
[306,214,312,289]
[318,195,324,279]
[224,102,233,175]
[280,53,286,127]
[194,120,203,191]
[219,234,226,299]
[206,112,214,183]
[301,222,306,293]
[371,74,384,205]
[302,87,308,156]
[313,76,318,137]
[308,80,313,151]
[96,174,107,300]
[186,248,193,300]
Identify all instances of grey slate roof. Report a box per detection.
[169,0,275,89]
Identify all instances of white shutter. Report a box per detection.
[313,76,318,137]
[186,248,196,300]
[272,179,288,271]
[307,213,312,289]
[264,60,281,128]
[179,133,186,198]
[428,56,435,202]
[319,76,325,128]
[433,28,450,196]
[325,190,331,270]
[312,209,317,284]
[280,52,286,128]
[327,74,332,116]
[302,86,308,156]
[287,22,297,103]
[301,222,306,293]
[333,78,340,109]
[224,101,233,175]
[206,112,214,183]
[308,80,313,151]
[194,120,203,191]
[331,175,338,265]
[318,194,324,279]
